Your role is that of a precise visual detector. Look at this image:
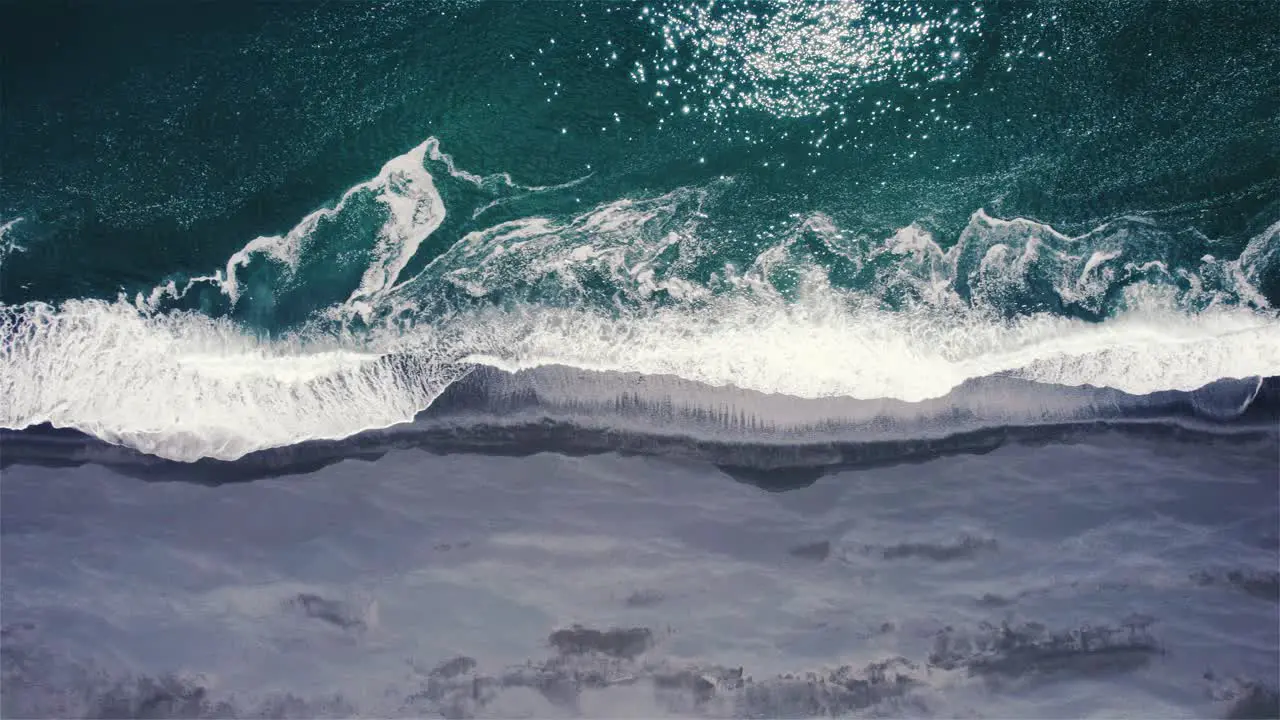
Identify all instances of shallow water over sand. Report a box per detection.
[3,430,1276,718]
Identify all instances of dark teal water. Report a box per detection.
[1,0,1278,461]
[2,6,1278,717]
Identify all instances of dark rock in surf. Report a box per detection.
[1225,682,1280,719]
[929,620,1162,680]
[548,624,653,659]
[789,540,831,561]
[287,593,368,631]
[876,535,997,562]
[1192,569,1280,602]
[431,656,478,679]
[976,593,1014,608]
[624,589,664,607]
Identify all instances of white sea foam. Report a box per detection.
[395,186,711,304]
[465,289,1280,402]
[0,300,469,461]
[0,216,26,267]
[344,142,446,320]
[141,140,446,321]
[4,140,1279,462]
[3,283,1278,461]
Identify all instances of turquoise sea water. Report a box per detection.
[1,3,1278,717]
[3,0,1278,461]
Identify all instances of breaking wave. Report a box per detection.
[2,138,1278,462]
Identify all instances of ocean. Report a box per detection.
[1,1,1277,717]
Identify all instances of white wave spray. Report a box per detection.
[0,217,26,268]
[3,138,1278,462]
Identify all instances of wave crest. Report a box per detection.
[2,137,1277,461]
